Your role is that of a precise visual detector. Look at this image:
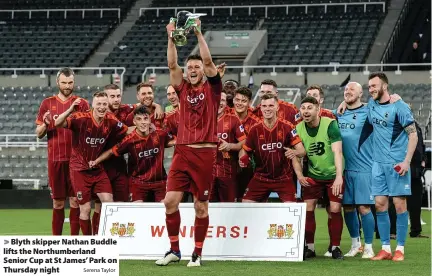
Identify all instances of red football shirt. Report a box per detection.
[174,77,222,144]
[243,119,301,182]
[103,104,136,173]
[319,108,336,119]
[238,111,261,136]
[66,111,128,171]
[112,129,173,182]
[214,113,246,178]
[36,95,89,161]
[113,104,136,122]
[163,109,180,136]
[253,100,301,125]
[125,105,164,129]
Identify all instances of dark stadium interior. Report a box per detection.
[0,0,429,193]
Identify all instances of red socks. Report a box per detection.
[166,210,181,252]
[92,212,101,235]
[79,219,92,235]
[330,212,343,247]
[193,216,209,256]
[52,208,65,235]
[305,211,316,244]
[69,208,80,235]
[328,216,332,249]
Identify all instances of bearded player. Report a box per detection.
[55,91,129,235]
[35,67,89,236]
[295,96,344,260]
[305,84,337,257]
[156,19,222,267]
[253,79,301,125]
[90,84,135,235]
[239,94,305,203]
[211,91,246,202]
[337,73,417,261]
[89,106,175,202]
[125,83,164,128]
[232,87,260,200]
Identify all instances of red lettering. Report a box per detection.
[230,226,240,238]
[179,226,187,237]
[190,226,194,238]
[216,226,226,238]
[151,226,165,237]
[206,226,214,238]
[244,226,248,238]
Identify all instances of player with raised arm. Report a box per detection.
[89,106,175,202]
[211,91,246,202]
[232,87,260,201]
[54,91,129,235]
[125,83,165,128]
[239,94,305,203]
[365,73,417,261]
[155,18,222,267]
[91,84,135,235]
[253,79,301,125]
[305,85,336,119]
[294,96,344,260]
[336,82,376,258]
[35,67,89,236]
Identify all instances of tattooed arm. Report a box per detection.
[396,123,418,176]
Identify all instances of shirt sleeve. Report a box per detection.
[65,113,79,131]
[77,98,90,112]
[287,126,302,147]
[327,120,342,143]
[112,136,132,156]
[233,117,246,142]
[174,79,187,96]
[35,100,47,125]
[111,119,128,140]
[162,130,174,147]
[206,73,222,96]
[396,101,415,128]
[243,127,256,152]
[125,112,134,127]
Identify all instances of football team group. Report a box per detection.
[35,19,418,266]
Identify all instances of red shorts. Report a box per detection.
[236,167,254,201]
[302,178,344,203]
[210,176,236,202]
[70,169,112,205]
[48,161,74,199]
[243,176,296,202]
[130,178,166,202]
[167,145,216,201]
[106,169,130,202]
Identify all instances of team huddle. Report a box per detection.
[35,19,417,266]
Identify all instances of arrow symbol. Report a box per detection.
[4,240,9,245]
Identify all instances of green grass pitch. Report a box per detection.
[0,209,430,276]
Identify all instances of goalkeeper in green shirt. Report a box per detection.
[293,96,344,260]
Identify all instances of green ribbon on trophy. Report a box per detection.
[170,11,207,46]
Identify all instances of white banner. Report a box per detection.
[0,236,119,276]
[99,202,306,262]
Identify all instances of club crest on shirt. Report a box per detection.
[384,112,389,118]
[259,134,264,140]
[278,130,283,140]
[51,106,57,111]
[224,122,230,131]
[152,135,159,145]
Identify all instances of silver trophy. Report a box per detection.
[170,11,207,46]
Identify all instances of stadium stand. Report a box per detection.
[386,0,431,65]
[101,0,387,81]
[0,0,137,71]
